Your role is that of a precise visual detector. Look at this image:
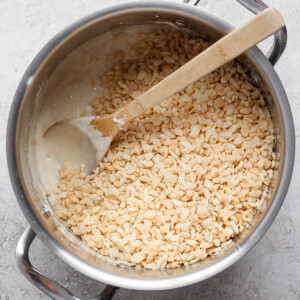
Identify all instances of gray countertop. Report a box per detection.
[0,0,299,299]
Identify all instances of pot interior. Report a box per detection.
[14,4,284,288]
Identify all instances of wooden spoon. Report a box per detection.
[45,7,284,171]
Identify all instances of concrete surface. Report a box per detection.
[0,0,299,299]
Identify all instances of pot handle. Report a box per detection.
[16,226,119,300]
[184,0,287,66]
[236,0,287,66]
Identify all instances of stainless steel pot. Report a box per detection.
[7,0,295,299]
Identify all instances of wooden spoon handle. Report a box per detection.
[115,7,284,124]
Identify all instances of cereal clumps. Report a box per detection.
[54,29,275,270]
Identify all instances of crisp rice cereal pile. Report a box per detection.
[54,29,275,270]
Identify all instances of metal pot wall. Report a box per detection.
[6,0,295,299]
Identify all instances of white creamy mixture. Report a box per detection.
[67,117,113,169]
[29,25,158,199]
[112,114,126,128]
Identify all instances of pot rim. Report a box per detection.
[7,0,295,290]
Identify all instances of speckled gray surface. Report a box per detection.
[0,0,299,299]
